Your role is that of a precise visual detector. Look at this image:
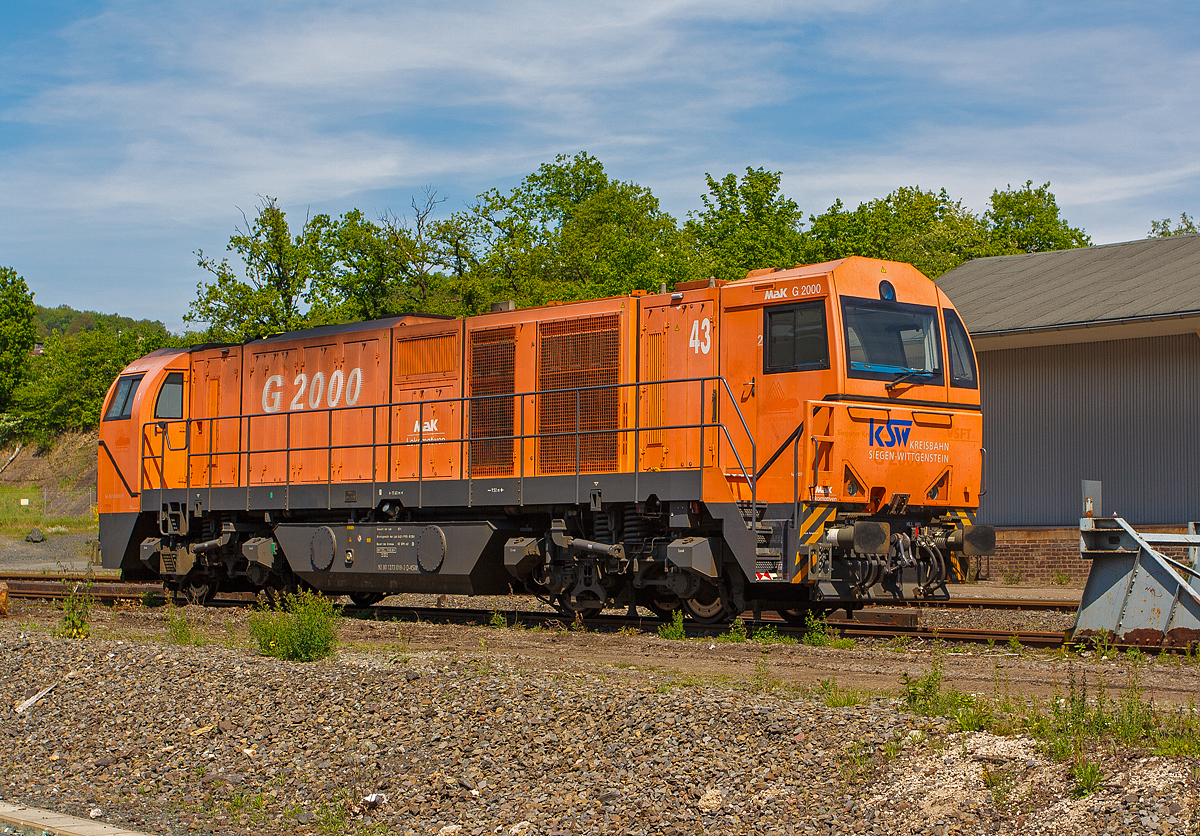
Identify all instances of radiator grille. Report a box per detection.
[469,327,516,476]
[396,333,457,378]
[537,314,620,473]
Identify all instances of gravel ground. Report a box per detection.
[2,601,1199,836]
[0,532,98,573]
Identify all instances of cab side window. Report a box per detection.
[764,301,829,374]
[155,372,185,419]
[103,374,145,421]
[944,309,978,389]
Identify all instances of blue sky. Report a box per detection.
[1,1,1198,331]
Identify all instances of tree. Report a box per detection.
[186,197,330,342]
[306,191,467,324]
[0,266,36,412]
[453,152,703,308]
[685,167,807,281]
[803,187,1007,278]
[10,326,170,444]
[986,181,1089,252]
[1149,212,1198,237]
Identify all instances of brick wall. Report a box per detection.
[981,525,1190,587]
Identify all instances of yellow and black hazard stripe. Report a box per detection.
[946,508,977,529]
[798,502,837,546]
[791,503,836,583]
[944,508,978,582]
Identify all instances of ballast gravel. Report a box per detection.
[1,613,1198,835]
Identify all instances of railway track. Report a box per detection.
[1,571,1073,649]
[0,572,1080,610]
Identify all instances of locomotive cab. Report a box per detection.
[717,257,992,613]
[98,347,189,580]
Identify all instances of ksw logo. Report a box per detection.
[869,417,912,448]
[412,418,439,433]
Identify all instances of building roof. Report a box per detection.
[936,235,1200,345]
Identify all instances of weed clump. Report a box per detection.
[166,609,205,646]
[56,579,94,640]
[717,618,748,642]
[657,608,686,640]
[752,623,797,646]
[248,588,341,662]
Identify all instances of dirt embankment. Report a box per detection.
[0,431,98,491]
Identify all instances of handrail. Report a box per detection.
[138,374,761,527]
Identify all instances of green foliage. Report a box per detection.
[248,588,341,662]
[901,656,972,716]
[454,152,704,308]
[489,609,507,628]
[986,181,1090,253]
[0,266,37,412]
[8,325,171,444]
[685,167,808,281]
[1070,757,1105,797]
[717,617,748,642]
[803,187,1010,279]
[1052,570,1072,586]
[167,609,206,646]
[657,608,686,641]
[801,610,836,647]
[33,303,166,342]
[750,654,778,692]
[56,579,94,640]
[752,623,797,646]
[1149,212,1198,237]
[187,197,329,341]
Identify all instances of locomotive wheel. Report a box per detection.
[776,608,809,627]
[681,580,732,624]
[553,593,604,619]
[645,593,682,621]
[181,576,215,606]
[349,592,385,608]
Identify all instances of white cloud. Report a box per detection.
[1,0,1198,326]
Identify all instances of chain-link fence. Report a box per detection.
[0,485,96,526]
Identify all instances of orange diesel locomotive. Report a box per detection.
[99,256,994,622]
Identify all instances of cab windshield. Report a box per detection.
[103,374,145,421]
[841,297,943,384]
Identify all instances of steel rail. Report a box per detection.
[0,574,1080,613]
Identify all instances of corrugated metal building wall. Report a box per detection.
[978,333,1200,526]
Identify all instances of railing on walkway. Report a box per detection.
[140,375,761,528]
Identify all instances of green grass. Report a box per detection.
[896,653,1200,771]
[817,676,864,707]
[248,589,342,661]
[0,485,97,535]
[166,609,206,646]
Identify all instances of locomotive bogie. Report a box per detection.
[99,256,995,620]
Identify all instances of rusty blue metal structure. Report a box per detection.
[1073,515,1200,648]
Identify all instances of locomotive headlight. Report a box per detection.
[879,280,896,301]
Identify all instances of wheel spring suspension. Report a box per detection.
[623,505,645,552]
[593,510,613,544]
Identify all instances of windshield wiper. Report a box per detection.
[885,369,936,391]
